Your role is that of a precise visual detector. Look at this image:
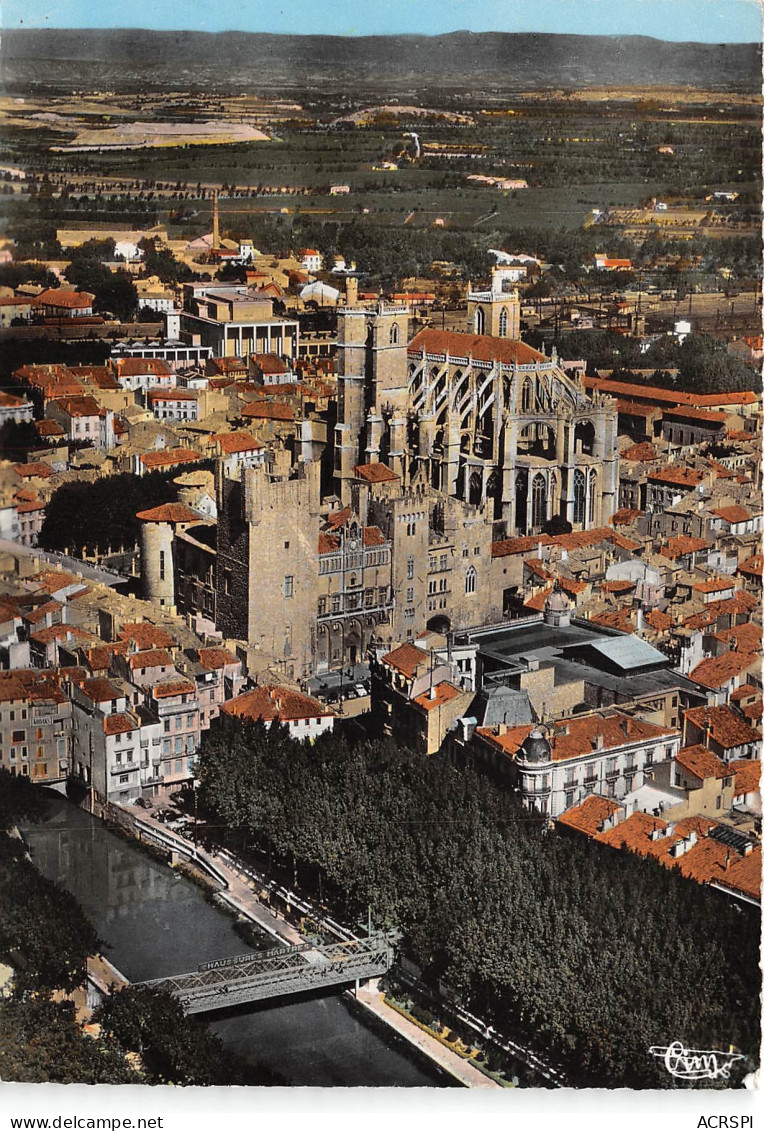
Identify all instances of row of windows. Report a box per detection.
[318,588,389,616]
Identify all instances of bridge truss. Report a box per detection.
[135,934,395,1015]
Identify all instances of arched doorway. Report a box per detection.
[575,420,595,456]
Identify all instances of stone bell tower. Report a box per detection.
[467,267,520,338]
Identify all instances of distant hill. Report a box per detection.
[1,29,760,93]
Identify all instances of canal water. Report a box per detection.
[21,795,449,1087]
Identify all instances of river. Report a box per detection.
[21,794,451,1087]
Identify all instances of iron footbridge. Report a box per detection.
[135,933,395,1015]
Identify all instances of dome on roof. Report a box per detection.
[545,588,570,613]
[544,586,571,626]
[519,727,552,764]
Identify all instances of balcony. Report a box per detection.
[111,762,138,776]
[605,769,619,782]
[583,773,599,787]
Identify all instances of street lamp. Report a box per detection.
[192,775,200,859]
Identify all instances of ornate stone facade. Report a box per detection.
[335,304,619,538]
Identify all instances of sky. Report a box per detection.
[4,0,762,41]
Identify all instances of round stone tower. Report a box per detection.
[136,502,199,610]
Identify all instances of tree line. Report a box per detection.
[197,716,760,1088]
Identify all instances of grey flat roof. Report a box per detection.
[566,635,668,671]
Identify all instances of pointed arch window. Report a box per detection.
[474,306,485,335]
[531,474,547,529]
[498,307,508,337]
[573,469,586,525]
[588,471,597,524]
[389,322,399,345]
[522,378,533,413]
[465,566,477,595]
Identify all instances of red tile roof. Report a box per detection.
[557,794,621,836]
[12,462,52,479]
[712,505,753,525]
[222,684,331,723]
[363,525,386,547]
[136,503,200,524]
[49,395,104,418]
[647,467,705,488]
[676,744,728,781]
[738,555,763,578]
[693,577,735,595]
[645,608,672,632]
[407,328,545,366]
[148,389,198,403]
[548,526,639,553]
[381,643,429,679]
[622,442,658,462]
[318,531,341,554]
[662,535,708,558]
[491,535,550,558]
[118,623,174,650]
[81,678,121,703]
[213,431,262,455]
[714,622,762,653]
[114,358,172,376]
[663,405,728,424]
[523,587,553,612]
[354,463,400,484]
[33,288,94,310]
[730,759,761,796]
[599,579,636,593]
[151,679,195,699]
[35,419,65,437]
[128,649,173,670]
[198,647,238,671]
[241,401,294,421]
[590,607,635,633]
[326,507,351,530]
[688,651,759,691]
[412,681,464,712]
[684,704,761,749]
[610,508,643,526]
[140,449,203,471]
[103,712,135,737]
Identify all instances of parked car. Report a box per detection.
[135,797,152,810]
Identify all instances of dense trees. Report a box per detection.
[198,717,760,1087]
[0,997,137,1084]
[525,328,759,392]
[138,238,194,283]
[0,419,45,463]
[63,259,138,321]
[96,986,282,1085]
[39,470,182,554]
